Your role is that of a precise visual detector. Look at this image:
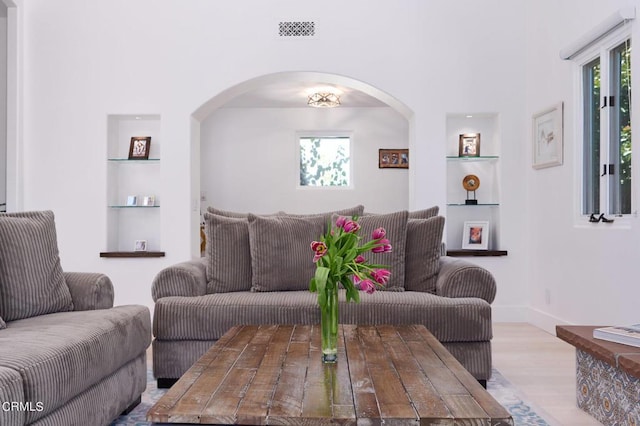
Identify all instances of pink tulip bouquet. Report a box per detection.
[309,215,392,362]
[310,216,392,302]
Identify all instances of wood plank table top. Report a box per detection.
[556,325,640,379]
[147,324,512,425]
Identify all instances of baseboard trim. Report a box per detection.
[492,306,572,336]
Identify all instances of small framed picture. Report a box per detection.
[379,149,409,169]
[459,133,481,157]
[142,196,155,207]
[462,221,489,250]
[532,102,563,169]
[128,136,151,160]
[134,240,147,252]
[126,195,137,206]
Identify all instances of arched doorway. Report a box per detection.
[189,72,414,255]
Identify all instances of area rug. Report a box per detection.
[111,368,551,425]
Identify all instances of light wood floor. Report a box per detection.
[492,322,603,426]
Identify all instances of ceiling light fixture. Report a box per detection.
[307,92,341,108]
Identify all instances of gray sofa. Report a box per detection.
[151,206,496,387]
[0,211,151,426]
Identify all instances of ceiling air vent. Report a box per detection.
[279,21,315,37]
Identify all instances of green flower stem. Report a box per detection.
[321,286,338,363]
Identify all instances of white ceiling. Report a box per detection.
[222,81,389,108]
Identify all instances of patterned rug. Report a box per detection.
[111,368,551,425]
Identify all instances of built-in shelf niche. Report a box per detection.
[104,114,163,257]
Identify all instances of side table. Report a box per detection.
[556,325,640,425]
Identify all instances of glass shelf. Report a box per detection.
[446,203,499,206]
[108,158,160,162]
[108,205,160,209]
[446,156,499,161]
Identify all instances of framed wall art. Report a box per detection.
[459,133,480,157]
[532,102,563,169]
[379,149,409,169]
[128,136,151,160]
[142,196,156,207]
[134,240,147,252]
[462,221,489,250]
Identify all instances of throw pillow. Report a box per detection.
[352,211,409,291]
[0,316,5,330]
[408,206,439,219]
[279,205,365,232]
[0,210,74,321]
[203,213,253,293]
[206,207,280,218]
[404,216,446,293]
[247,214,324,292]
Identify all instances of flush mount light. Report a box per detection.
[307,92,341,108]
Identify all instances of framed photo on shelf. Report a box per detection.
[142,196,155,207]
[462,221,489,250]
[532,102,563,169]
[379,149,409,169]
[134,240,147,252]
[458,133,481,157]
[126,195,137,206]
[128,136,151,160]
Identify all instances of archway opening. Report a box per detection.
[190,72,414,255]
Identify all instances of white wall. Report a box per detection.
[201,107,408,214]
[524,0,640,332]
[16,0,528,316]
[0,9,7,209]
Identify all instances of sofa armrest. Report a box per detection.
[435,257,496,303]
[64,272,114,311]
[152,259,208,301]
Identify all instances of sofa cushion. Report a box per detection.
[408,206,439,219]
[206,206,280,218]
[152,290,492,343]
[0,366,25,425]
[355,211,409,291]
[203,213,252,293]
[280,205,365,232]
[405,216,445,293]
[0,210,74,321]
[0,305,151,424]
[247,214,323,292]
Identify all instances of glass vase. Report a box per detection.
[320,288,339,363]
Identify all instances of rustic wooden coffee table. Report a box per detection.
[147,324,512,425]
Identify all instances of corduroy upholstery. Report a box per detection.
[0,211,74,321]
[0,279,151,425]
[0,367,25,426]
[0,307,150,424]
[248,214,325,292]
[355,211,409,291]
[152,253,497,384]
[0,211,151,425]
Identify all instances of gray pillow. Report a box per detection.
[280,205,365,232]
[408,206,439,219]
[203,213,253,293]
[247,214,324,292]
[0,316,5,330]
[0,210,74,321]
[206,207,280,218]
[353,211,409,291]
[404,216,445,293]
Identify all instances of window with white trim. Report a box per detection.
[299,136,351,187]
[576,29,632,216]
